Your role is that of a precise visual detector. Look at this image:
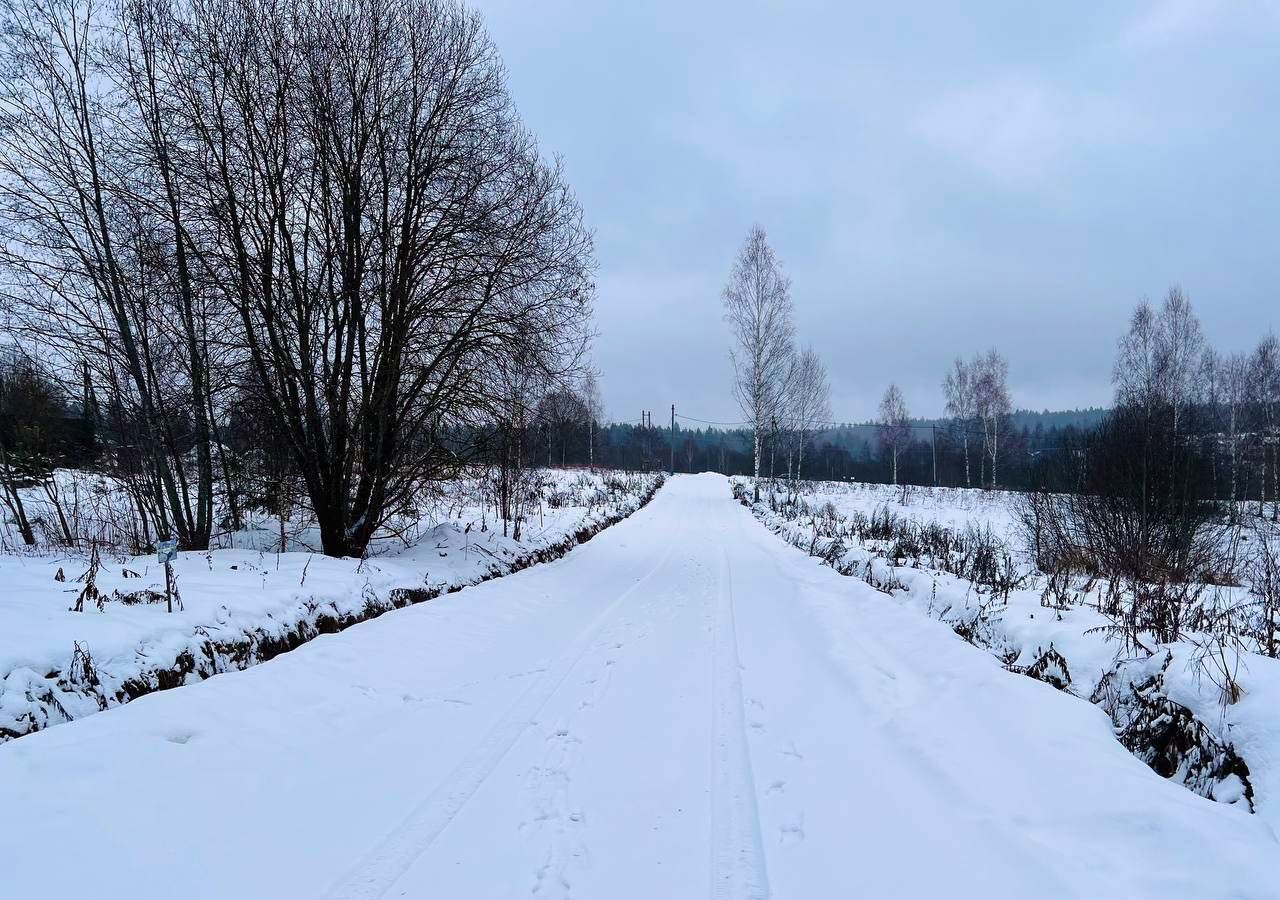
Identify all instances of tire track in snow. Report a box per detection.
[523,607,631,898]
[318,537,680,900]
[710,547,771,900]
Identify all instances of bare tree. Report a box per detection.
[723,225,795,487]
[488,345,548,539]
[1200,346,1224,499]
[1221,353,1252,512]
[161,0,592,557]
[1252,333,1280,519]
[1113,297,1166,440]
[1158,287,1206,435]
[537,386,588,467]
[0,0,218,549]
[943,356,976,487]
[785,346,830,481]
[1114,287,1205,434]
[581,370,604,470]
[973,349,1012,488]
[878,383,910,485]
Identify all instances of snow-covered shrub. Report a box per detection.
[1092,653,1253,810]
[737,475,1271,809]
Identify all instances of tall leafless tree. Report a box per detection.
[785,345,830,481]
[878,383,910,485]
[1158,287,1206,435]
[487,344,548,539]
[1114,298,1161,416]
[943,355,976,487]
[1222,352,1253,512]
[973,349,1011,488]
[1253,333,1280,519]
[172,0,592,556]
[0,0,594,558]
[580,370,604,470]
[723,225,794,486]
[0,0,218,549]
[1114,287,1205,434]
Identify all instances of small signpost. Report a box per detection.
[157,539,178,613]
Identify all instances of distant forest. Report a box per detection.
[540,408,1110,490]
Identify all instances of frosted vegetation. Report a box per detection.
[0,468,661,742]
[736,476,1280,820]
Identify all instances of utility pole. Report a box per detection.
[932,424,938,486]
[641,411,648,471]
[670,404,675,475]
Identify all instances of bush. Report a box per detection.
[1017,404,1227,645]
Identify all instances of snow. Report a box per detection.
[792,479,1024,535]
[0,468,660,740]
[1,474,1276,898]
[738,477,1280,829]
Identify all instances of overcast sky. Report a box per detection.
[478,0,1280,424]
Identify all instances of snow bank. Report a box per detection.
[734,477,1280,829]
[0,469,663,742]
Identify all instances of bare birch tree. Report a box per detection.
[1158,287,1206,435]
[1200,346,1223,499]
[943,356,976,487]
[1222,352,1253,512]
[1114,287,1204,433]
[580,370,604,470]
[723,225,794,487]
[786,345,830,481]
[1253,333,1280,519]
[973,349,1011,488]
[878,383,910,485]
[1114,298,1163,419]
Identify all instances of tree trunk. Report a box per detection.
[753,431,762,501]
[209,407,242,535]
[41,479,75,545]
[0,443,35,546]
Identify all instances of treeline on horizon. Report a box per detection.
[3,350,1277,502]
[0,371,1216,497]
[576,409,1111,489]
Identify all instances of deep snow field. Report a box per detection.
[737,477,1280,830]
[0,468,661,741]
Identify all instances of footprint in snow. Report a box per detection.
[780,815,806,846]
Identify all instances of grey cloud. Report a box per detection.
[479,0,1280,422]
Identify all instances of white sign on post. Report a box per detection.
[157,539,178,565]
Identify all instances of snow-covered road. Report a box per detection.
[2,474,1277,899]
